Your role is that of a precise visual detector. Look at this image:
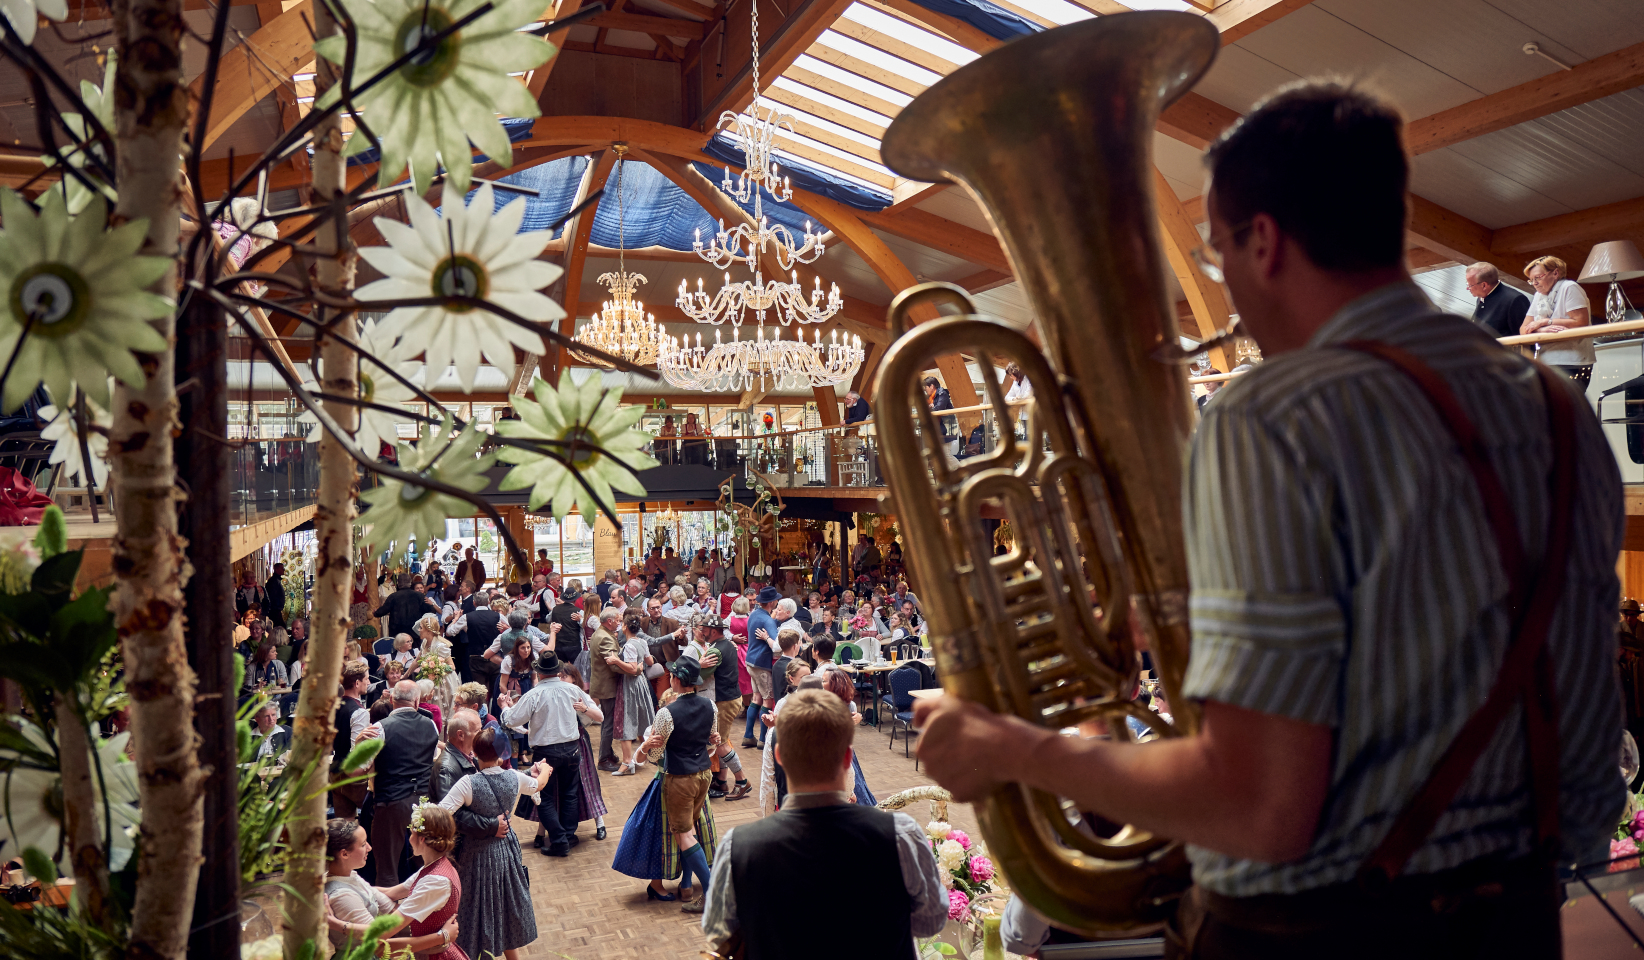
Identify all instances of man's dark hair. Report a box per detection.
[921,377,940,390]
[397,573,413,589]
[1205,80,1407,272]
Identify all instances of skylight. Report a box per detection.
[774,127,896,179]
[769,77,895,128]
[791,54,914,108]
[1004,0,1095,25]
[818,30,945,88]
[779,104,886,150]
[838,3,978,67]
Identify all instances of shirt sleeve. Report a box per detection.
[1181,404,1346,727]
[396,873,451,922]
[437,775,473,811]
[893,813,948,937]
[327,887,376,926]
[514,769,542,798]
[1000,894,1052,955]
[701,829,737,942]
[645,707,674,762]
[445,615,466,637]
[350,708,371,743]
[1557,280,1590,317]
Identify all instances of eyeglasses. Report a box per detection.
[1189,220,1253,285]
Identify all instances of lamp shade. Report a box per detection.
[1578,240,1644,283]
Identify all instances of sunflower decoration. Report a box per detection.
[495,374,654,524]
[313,0,553,196]
[0,0,66,44]
[356,182,560,391]
[0,189,172,413]
[298,318,421,452]
[38,385,111,488]
[358,414,494,554]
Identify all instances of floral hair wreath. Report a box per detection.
[409,797,435,835]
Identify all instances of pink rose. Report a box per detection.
[948,830,971,850]
[968,855,994,883]
[1612,838,1639,858]
[947,889,971,921]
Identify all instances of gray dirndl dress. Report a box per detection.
[615,635,656,741]
[454,769,538,959]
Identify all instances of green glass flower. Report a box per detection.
[356,182,559,391]
[314,0,555,196]
[495,374,655,524]
[1,0,66,44]
[358,414,494,554]
[0,189,171,413]
[44,50,117,215]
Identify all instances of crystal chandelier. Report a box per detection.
[572,150,665,367]
[676,0,841,328]
[658,324,864,392]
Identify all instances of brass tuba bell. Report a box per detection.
[872,11,1220,935]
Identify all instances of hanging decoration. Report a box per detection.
[573,148,666,368]
[657,323,863,392]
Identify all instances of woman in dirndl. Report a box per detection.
[436,733,550,960]
[557,663,609,839]
[611,614,658,776]
[611,689,720,900]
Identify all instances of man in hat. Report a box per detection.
[588,606,625,772]
[695,612,752,800]
[641,655,721,913]
[549,580,586,666]
[499,650,603,857]
[743,586,783,749]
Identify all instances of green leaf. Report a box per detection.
[236,720,253,763]
[32,506,66,559]
[233,655,246,696]
[29,551,82,597]
[342,737,384,772]
[21,847,57,885]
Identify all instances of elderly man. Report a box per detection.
[743,586,783,746]
[249,703,290,761]
[843,388,871,425]
[368,680,442,884]
[500,651,603,857]
[456,681,513,765]
[587,607,625,772]
[696,613,751,801]
[431,709,513,854]
[1465,262,1530,340]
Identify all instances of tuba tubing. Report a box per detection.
[873,11,1220,935]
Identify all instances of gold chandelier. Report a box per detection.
[573,149,666,367]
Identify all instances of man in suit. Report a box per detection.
[264,563,288,630]
[455,547,487,591]
[365,680,441,884]
[1466,262,1530,339]
[374,573,427,641]
[445,593,501,685]
[587,607,625,772]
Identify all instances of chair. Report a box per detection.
[372,636,395,658]
[834,642,862,663]
[883,666,922,764]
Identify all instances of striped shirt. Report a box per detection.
[1182,283,1625,897]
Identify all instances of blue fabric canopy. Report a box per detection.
[701,133,891,212]
[343,116,538,168]
[902,0,1039,40]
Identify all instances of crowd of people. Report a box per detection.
[245,536,954,957]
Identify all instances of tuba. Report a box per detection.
[872,12,1220,935]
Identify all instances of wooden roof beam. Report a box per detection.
[782,66,905,120]
[825,18,963,77]
[763,85,889,140]
[695,0,856,126]
[530,0,587,103]
[189,0,312,151]
[549,148,619,383]
[859,205,1009,272]
[584,9,707,37]
[858,0,1001,54]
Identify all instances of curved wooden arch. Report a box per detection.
[192,1,314,151]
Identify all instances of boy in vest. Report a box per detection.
[640,656,721,914]
[701,689,946,958]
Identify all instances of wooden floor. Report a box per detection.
[513,713,979,960]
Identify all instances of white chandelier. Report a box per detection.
[676,0,841,328]
[573,151,665,367]
[658,325,864,392]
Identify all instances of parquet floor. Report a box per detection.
[512,713,979,960]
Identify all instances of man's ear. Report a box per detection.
[842,747,854,772]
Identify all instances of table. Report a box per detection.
[909,687,945,700]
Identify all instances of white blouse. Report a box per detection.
[397,863,453,922]
[1533,278,1594,366]
[436,767,541,812]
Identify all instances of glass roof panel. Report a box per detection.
[838,3,978,66]
[817,30,945,87]
[791,53,915,107]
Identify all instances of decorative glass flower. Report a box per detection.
[1,0,66,44]
[38,387,111,488]
[0,190,172,413]
[313,0,554,196]
[494,374,654,524]
[357,415,494,554]
[44,50,117,215]
[298,318,420,453]
[0,720,140,876]
[356,183,560,392]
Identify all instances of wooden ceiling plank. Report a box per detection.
[826,18,962,77]
[190,0,312,151]
[783,115,884,166]
[782,66,905,120]
[1206,0,1317,46]
[957,268,1011,293]
[584,9,707,38]
[1491,193,1644,255]
[1405,39,1644,155]
[563,39,665,58]
[859,0,1001,54]
[859,206,1009,271]
[698,0,856,123]
[530,0,586,101]
[1156,91,1241,150]
[769,130,895,187]
[764,85,889,139]
[639,0,715,20]
[803,41,927,98]
[888,180,946,211]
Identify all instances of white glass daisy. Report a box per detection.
[313,0,554,196]
[356,182,560,391]
[0,189,171,413]
[0,720,141,877]
[358,414,494,554]
[297,318,420,453]
[494,374,654,524]
[0,0,66,45]
[38,387,110,487]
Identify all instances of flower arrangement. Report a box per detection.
[411,653,451,684]
[925,820,995,917]
[1613,793,1644,871]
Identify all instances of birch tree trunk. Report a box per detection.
[53,699,109,928]
[109,0,202,956]
[280,1,359,949]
